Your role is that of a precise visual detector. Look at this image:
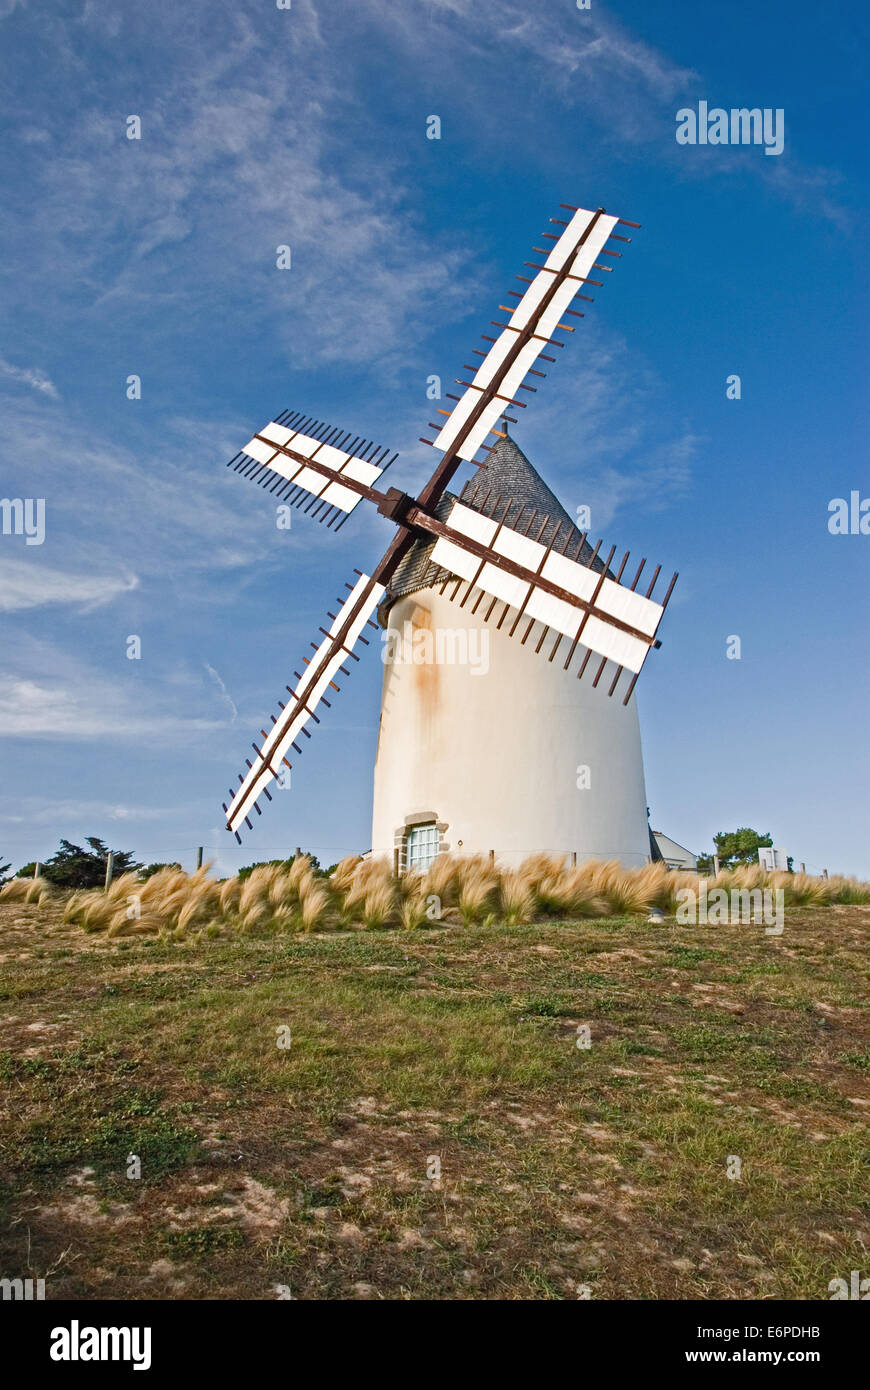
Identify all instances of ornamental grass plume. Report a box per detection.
[0,878,30,902]
[422,854,460,907]
[545,864,607,918]
[299,881,332,932]
[361,880,397,930]
[590,859,656,916]
[457,858,498,925]
[499,870,535,926]
[330,855,363,893]
[400,892,430,930]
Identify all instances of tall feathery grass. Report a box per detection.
[0,876,55,908]
[456,857,499,925]
[500,870,535,926]
[4,852,867,938]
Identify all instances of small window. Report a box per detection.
[406,823,439,872]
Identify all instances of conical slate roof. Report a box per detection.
[386,432,600,607]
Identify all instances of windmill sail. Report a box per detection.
[224,573,385,839]
[431,207,620,463]
[230,410,396,529]
[426,500,667,675]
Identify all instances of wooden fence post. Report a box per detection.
[104,852,115,891]
[196,846,203,870]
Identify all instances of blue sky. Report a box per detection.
[0,0,867,877]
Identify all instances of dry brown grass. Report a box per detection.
[499,870,535,926]
[1,877,55,908]
[329,855,363,893]
[341,858,391,913]
[457,858,499,925]
[218,876,241,916]
[590,859,658,915]
[360,880,397,931]
[299,882,331,932]
[399,892,430,930]
[422,854,460,907]
[0,877,30,902]
[107,907,168,938]
[29,853,868,941]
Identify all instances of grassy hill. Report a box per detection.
[0,896,867,1300]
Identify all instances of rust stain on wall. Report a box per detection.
[409,601,440,724]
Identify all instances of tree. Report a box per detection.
[712,828,773,868]
[0,856,11,887]
[24,837,142,889]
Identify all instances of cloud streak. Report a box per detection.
[0,356,59,398]
[0,672,228,741]
[0,559,138,613]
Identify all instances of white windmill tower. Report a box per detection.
[371,428,657,871]
[219,201,677,869]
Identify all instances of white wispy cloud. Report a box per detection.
[0,355,59,398]
[355,0,846,219]
[204,662,238,722]
[357,0,698,133]
[1,11,476,372]
[0,559,138,613]
[0,396,325,591]
[0,674,228,740]
[0,798,189,826]
[0,634,235,742]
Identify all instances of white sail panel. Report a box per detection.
[259,421,295,448]
[448,503,499,546]
[545,207,599,271]
[319,480,361,511]
[524,588,584,638]
[541,549,599,603]
[242,436,279,466]
[595,577,663,637]
[430,536,483,583]
[292,466,330,497]
[492,526,546,573]
[477,562,530,610]
[341,457,382,488]
[580,616,648,673]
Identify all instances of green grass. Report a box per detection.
[0,897,867,1300]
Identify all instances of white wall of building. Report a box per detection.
[371,588,651,869]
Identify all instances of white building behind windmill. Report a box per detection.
[371,432,654,872]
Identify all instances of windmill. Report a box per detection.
[222,202,677,864]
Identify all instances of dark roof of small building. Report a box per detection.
[385,432,601,610]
